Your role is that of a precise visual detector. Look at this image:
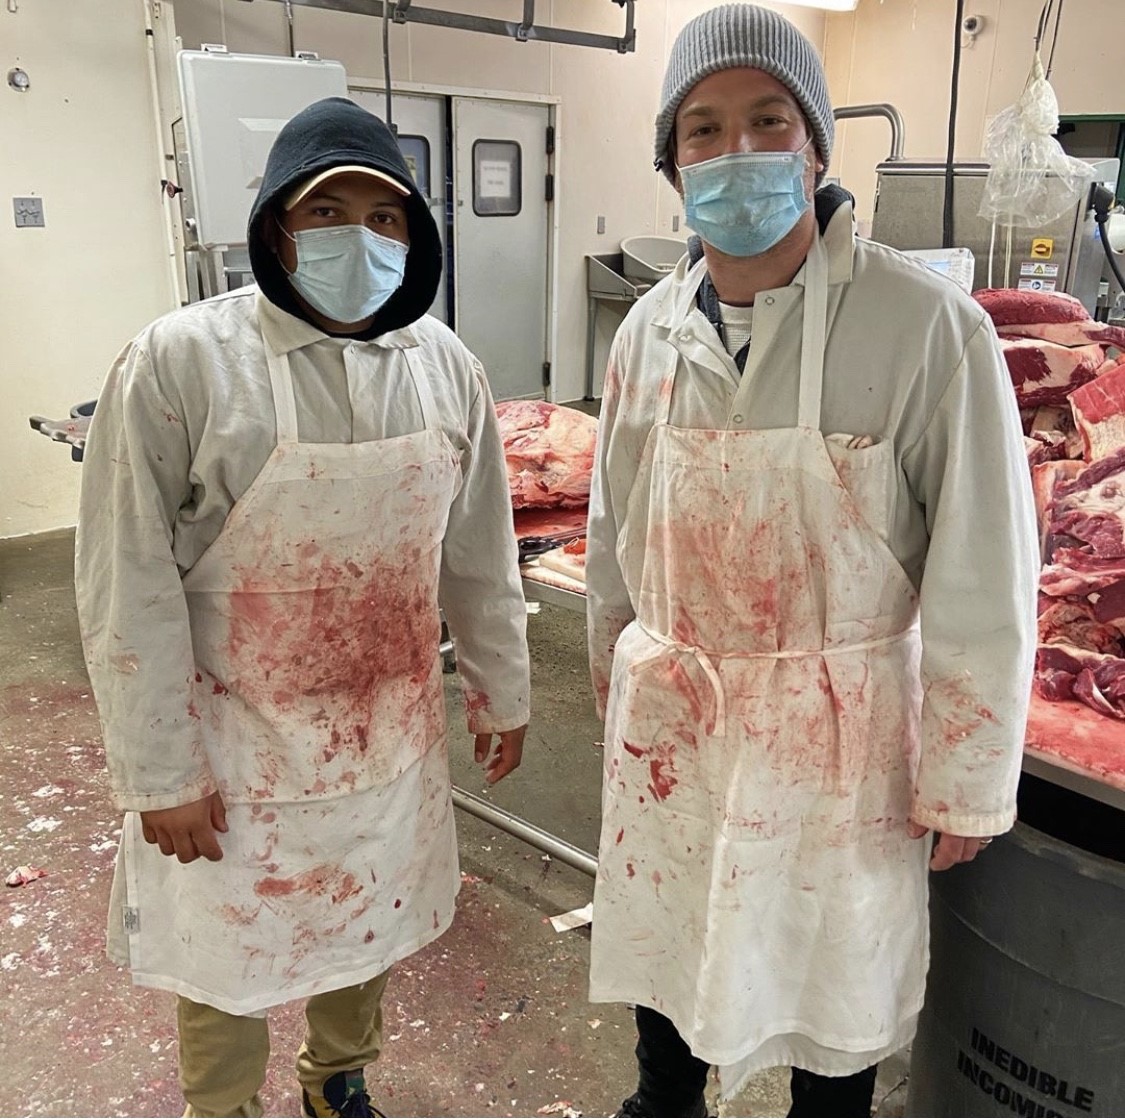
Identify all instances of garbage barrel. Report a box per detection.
[907,775,1125,1117]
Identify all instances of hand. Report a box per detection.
[907,819,992,871]
[473,724,527,785]
[140,791,228,863]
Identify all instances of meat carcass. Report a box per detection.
[495,400,598,510]
[999,338,1108,407]
[999,321,1125,349]
[1030,459,1084,557]
[1023,434,1067,468]
[974,287,1089,327]
[1038,599,1124,655]
[1047,447,1125,562]
[1034,642,1125,719]
[1069,357,1125,462]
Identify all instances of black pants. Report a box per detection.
[635,1006,879,1118]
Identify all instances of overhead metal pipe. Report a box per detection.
[269,0,637,53]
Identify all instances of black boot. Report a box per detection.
[787,1064,878,1118]
[614,1006,710,1117]
[301,1069,384,1118]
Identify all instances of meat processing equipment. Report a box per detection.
[870,157,1121,312]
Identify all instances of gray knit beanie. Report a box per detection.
[655,4,834,181]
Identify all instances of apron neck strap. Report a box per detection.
[797,233,829,431]
[261,335,440,444]
[403,348,440,430]
[264,344,300,445]
[655,354,676,426]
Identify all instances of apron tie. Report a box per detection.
[630,624,919,739]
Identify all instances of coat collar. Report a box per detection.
[650,198,857,332]
[255,289,420,356]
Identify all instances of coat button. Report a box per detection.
[732,413,744,424]
[764,296,775,306]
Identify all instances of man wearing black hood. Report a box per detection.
[75,98,531,1118]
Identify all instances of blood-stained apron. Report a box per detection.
[107,333,462,1016]
[589,235,930,1088]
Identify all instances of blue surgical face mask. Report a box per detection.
[678,141,813,258]
[282,223,408,324]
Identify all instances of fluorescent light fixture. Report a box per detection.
[779,0,860,10]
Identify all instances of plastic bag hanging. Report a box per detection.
[978,53,1094,228]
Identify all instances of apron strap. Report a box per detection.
[797,233,829,431]
[263,343,300,445]
[654,349,678,427]
[404,348,441,431]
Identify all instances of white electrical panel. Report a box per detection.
[178,50,349,248]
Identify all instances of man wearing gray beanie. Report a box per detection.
[585,4,1037,1117]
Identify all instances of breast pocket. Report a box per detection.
[824,435,895,545]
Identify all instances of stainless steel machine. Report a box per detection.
[870,157,1121,311]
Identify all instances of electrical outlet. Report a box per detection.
[597,215,605,235]
[672,215,680,232]
[13,197,44,227]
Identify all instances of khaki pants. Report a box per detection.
[178,971,390,1118]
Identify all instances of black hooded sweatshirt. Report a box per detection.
[247,97,442,341]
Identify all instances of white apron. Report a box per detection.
[107,333,463,1016]
[589,236,930,1090]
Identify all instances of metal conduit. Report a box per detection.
[833,103,906,162]
[451,786,599,879]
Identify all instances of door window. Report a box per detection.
[472,139,522,216]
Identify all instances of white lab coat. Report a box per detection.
[588,202,1039,840]
[77,288,530,813]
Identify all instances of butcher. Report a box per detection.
[75,98,529,1118]
[585,5,1039,1117]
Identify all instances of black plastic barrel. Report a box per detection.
[907,775,1125,1117]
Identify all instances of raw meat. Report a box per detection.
[1023,434,1066,467]
[1069,357,1125,462]
[1034,642,1125,719]
[495,400,598,510]
[1030,404,1071,439]
[1030,459,1083,556]
[512,507,588,541]
[1038,600,1124,655]
[999,338,1107,407]
[999,321,1125,349]
[1040,554,1125,602]
[974,287,1089,327]
[1025,694,1125,791]
[1047,447,1125,561]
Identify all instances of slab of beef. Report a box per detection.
[1031,459,1084,558]
[1047,447,1125,562]
[1038,599,1124,655]
[974,287,1089,327]
[1068,357,1125,461]
[1035,642,1125,719]
[495,400,598,510]
[975,288,1125,408]
[1024,434,1067,467]
[999,338,1109,407]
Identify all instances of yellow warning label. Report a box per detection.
[1030,238,1054,259]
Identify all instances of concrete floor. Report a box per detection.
[0,530,907,1118]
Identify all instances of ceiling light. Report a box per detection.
[779,0,860,11]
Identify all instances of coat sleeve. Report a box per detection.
[586,331,640,719]
[438,360,530,734]
[75,342,217,812]
[902,316,1039,837]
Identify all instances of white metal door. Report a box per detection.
[453,98,551,401]
[351,90,448,323]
